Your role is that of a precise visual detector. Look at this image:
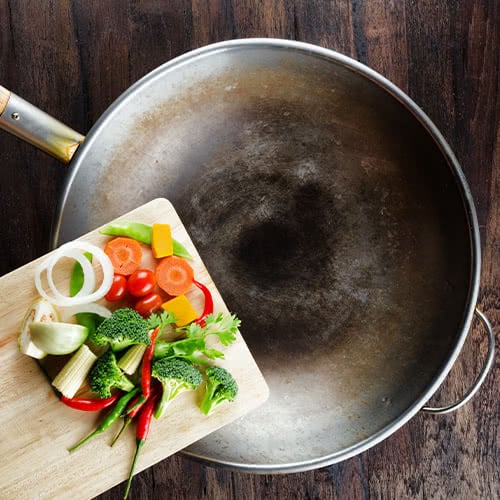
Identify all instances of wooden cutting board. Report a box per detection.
[0,198,269,499]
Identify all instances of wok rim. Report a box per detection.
[51,38,481,473]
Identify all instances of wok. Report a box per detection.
[0,39,494,472]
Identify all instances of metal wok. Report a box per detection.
[0,39,494,473]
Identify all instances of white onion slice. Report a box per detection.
[35,241,114,307]
[60,303,113,322]
[46,248,96,300]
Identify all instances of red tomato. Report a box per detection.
[135,293,163,317]
[105,274,127,302]
[127,269,156,297]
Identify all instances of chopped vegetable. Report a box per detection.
[161,294,198,327]
[104,237,143,276]
[134,292,163,318]
[172,240,193,260]
[52,344,97,398]
[29,321,88,355]
[99,221,193,259]
[118,344,148,375]
[35,241,114,307]
[183,312,240,346]
[100,221,152,244]
[69,388,140,452]
[89,308,151,352]
[192,280,214,325]
[151,357,203,419]
[20,214,242,468]
[60,392,121,412]
[155,312,240,363]
[89,351,135,398]
[200,366,239,415]
[105,274,128,302]
[123,392,158,499]
[125,311,177,409]
[154,337,215,365]
[60,303,112,322]
[140,327,160,400]
[111,383,160,447]
[127,269,156,297]
[151,223,173,258]
[67,255,110,338]
[18,298,59,359]
[155,256,194,296]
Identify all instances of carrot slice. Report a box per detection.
[155,256,194,296]
[104,237,143,276]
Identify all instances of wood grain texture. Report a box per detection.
[0,1,498,499]
[0,85,10,114]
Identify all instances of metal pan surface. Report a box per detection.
[51,40,481,472]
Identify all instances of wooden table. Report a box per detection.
[0,1,497,498]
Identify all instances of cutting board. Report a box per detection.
[0,198,269,499]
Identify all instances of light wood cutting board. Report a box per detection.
[0,198,269,499]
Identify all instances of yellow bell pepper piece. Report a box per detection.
[161,294,198,326]
[152,223,174,258]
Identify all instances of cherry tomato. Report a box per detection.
[127,269,156,297]
[134,293,163,318]
[105,274,127,302]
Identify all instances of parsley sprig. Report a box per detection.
[154,313,241,363]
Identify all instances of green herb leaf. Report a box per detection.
[154,312,240,363]
[148,310,177,330]
[203,348,225,360]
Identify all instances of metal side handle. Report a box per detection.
[0,85,84,163]
[421,308,495,415]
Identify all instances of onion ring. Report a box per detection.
[47,248,96,300]
[35,241,114,306]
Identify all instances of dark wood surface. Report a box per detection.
[0,1,498,499]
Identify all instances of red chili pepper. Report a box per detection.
[112,384,160,447]
[141,326,160,400]
[123,393,158,499]
[126,394,144,418]
[193,279,214,326]
[60,392,120,411]
[128,382,160,416]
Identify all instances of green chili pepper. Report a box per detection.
[68,388,140,452]
[69,252,105,336]
[100,221,193,260]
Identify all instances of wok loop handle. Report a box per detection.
[0,85,84,163]
[421,308,495,415]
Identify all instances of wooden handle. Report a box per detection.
[0,86,11,115]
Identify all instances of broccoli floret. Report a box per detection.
[89,350,135,398]
[151,358,203,418]
[200,366,238,416]
[89,308,151,352]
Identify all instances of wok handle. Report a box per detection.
[0,85,84,163]
[421,308,495,415]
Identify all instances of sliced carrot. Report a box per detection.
[161,295,198,326]
[104,237,143,276]
[152,223,173,258]
[155,256,194,296]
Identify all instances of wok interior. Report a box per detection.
[59,46,472,466]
